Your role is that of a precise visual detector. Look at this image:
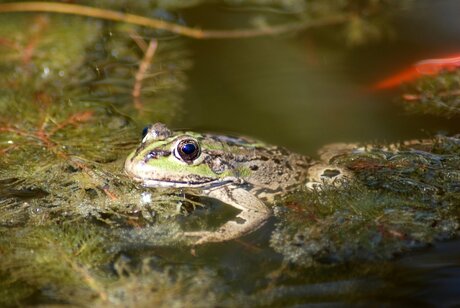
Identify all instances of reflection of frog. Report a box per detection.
[125,123,348,245]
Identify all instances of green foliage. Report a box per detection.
[76,0,406,45]
[0,224,234,307]
[0,14,100,87]
[0,9,194,304]
[0,224,112,306]
[400,70,460,117]
[0,12,191,226]
[96,258,231,307]
[3,0,459,307]
[78,23,190,122]
[221,0,408,45]
[271,136,460,266]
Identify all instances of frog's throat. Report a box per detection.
[129,175,234,189]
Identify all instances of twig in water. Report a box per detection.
[0,2,350,39]
[131,38,158,111]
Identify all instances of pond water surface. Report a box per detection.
[175,1,460,305]
[2,0,460,306]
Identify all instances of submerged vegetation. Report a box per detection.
[272,135,460,266]
[401,70,460,117]
[0,0,459,306]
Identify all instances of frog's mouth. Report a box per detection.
[127,173,234,189]
[124,157,236,189]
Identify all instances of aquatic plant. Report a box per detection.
[4,0,459,306]
[401,70,460,117]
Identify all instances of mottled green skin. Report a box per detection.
[124,123,315,244]
[125,123,312,201]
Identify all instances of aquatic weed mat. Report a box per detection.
[271,135,460,266]
[0,0,454,306]
[399,69,460,117]
[0,10,194,306]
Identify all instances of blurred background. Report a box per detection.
[178,0,460,155]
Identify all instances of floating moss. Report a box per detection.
[271,136,460,266]
[4,1,459,306]
[0,224,236,306]
[0,10,191,227]
[0,224,113,306]
[399,70,460,117]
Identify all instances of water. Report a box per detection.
[2,1,460,306]
[174,1,460,305]
[180,1,460,155]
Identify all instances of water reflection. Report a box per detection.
[176,1,460,305]
[181,1,460,155]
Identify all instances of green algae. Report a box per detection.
[0,224,236,307]
[0,10,191,225]
[271,135,460,266]
[399,70,460,117]
[0,7,196,305]
[0,224,112,306]
[1,0,459,307]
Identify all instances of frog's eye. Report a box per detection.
[175,139,200,163]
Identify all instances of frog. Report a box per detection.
[124,123,349,245]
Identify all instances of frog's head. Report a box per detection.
[124,123,237,188]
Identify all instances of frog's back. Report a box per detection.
[205,134,312,198]
[238,146,312,197]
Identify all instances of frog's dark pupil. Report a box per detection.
[141,126,149,139]
[182,143,196,154]
[176,139,200,163]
